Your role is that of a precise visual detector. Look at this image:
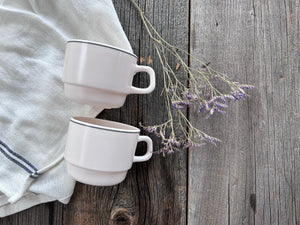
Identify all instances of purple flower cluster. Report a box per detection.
[171,82,254,119]
[231,83,254,100]
[171,100,191,110]
[139,81,253,155]
[159,137,208,155]
[140,124,183,154]
[234,82,255,90]
[160,138,182,154]
[197,96,230,119]
[171,88,204,111]
[139,122,167,139]
[157,134,220,155]
[140,122,221,155]
[183,140,206,148]
[141,125,157,133]
[202,134,221,146]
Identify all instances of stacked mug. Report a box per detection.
[62,40,155,186]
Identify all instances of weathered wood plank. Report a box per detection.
[63,0,189,224]
[189,0,300,225]
[136,0,188,223]
[189,1,255,224]
[251,1,300,224]
[0,202,62,225]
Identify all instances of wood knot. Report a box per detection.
[110,208,133,225]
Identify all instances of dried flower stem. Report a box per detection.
[130,0,254,155]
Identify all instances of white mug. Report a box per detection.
[62,40,156,108]
[64,117,153,186]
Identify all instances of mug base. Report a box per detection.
[64,83,126,108]
[66,162,127,186]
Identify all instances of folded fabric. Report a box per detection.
[0,0,132,217]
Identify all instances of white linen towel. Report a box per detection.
[0,0,132,217]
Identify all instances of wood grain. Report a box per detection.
[189,0,300,225]
[0,202,62,225]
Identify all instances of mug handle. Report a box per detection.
[130,65,156,94]
[133,136,153,162]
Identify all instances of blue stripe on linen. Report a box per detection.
[0,140,38,171]
[0,140,39,179]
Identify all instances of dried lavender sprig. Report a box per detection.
[140,111,221,155]
[131,0,253,155]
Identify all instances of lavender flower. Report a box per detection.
[205,107,215,119]
[214,102,228,108]
[234,82,255,90]
[172,100,191,110]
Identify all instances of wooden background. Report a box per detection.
[1,0,299,224]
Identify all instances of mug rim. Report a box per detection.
[70,117,140,134]
[67,39,137,59]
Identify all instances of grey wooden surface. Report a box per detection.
[1,0,299,224]
[189,0,300,224]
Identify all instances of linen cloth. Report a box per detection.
[0,0,132,217]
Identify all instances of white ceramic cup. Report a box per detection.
[62,40,156,108]
[64,117,153,186]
